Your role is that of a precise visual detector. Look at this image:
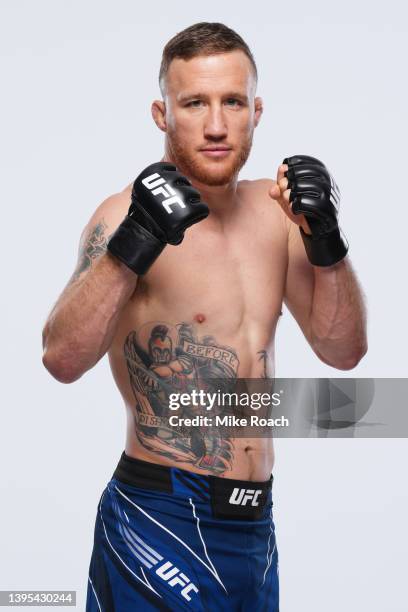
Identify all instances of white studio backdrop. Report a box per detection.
[1,1,407,610]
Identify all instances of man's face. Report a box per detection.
[156,50,262,186]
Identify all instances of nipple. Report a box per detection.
[194,313,206,324]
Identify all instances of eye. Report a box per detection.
[225,98,243,107]
[186,100,203,108]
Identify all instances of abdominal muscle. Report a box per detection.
[110,307,278,482]
[124,420,275,482]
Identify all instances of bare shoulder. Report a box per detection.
[237,177,288,228]
[237,177,277,205]
[82,184,132,237]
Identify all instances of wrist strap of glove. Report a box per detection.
[107,216,166,275]
[299,226,349,267]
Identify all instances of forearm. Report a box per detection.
[42,252,137,382]
[308,258,367,369]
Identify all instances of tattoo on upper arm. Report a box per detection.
[70,218,110,283]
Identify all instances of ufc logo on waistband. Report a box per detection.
[142,172,186,214]
[229,488,262,506]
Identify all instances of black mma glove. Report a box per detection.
[283,155,348,266]
[108,162,209,274]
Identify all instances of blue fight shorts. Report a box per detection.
[86,452,279,611]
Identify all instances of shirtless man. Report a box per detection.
[42,22,367,611]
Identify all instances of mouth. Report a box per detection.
[199,146,232,159]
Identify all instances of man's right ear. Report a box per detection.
[151,100,167,132]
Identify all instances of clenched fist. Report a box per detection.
[269,155,349,267]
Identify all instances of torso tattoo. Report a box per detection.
[124,321,241,475]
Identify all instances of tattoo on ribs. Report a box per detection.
[70,219,109,282]
[124,322,240,475]
[257,350,268,378]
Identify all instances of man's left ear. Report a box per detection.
[254,96,263,127]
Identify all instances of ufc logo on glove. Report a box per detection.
[142,172,186,214]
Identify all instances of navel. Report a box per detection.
[194,313,206,324]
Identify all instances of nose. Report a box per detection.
[203,104,228,140]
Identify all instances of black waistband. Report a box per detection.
[112,452,273,521]
[113,452,174,492]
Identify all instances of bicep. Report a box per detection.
[283,222,315,340]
